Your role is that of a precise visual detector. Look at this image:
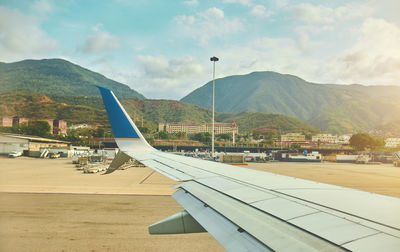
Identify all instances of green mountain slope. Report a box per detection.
[0,58,145,99]
[0,93,320,135]
[181,71,400,134]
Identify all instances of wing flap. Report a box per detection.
[175,181,346,251]
[173,189,273,252]
[191,176,399,250]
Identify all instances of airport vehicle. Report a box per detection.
[8,151,22,158]
[281,151,322,162]
[97,86,400,251]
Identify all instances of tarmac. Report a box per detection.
[1,156,399,251]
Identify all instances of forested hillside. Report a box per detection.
[0,59,144,99]
[181,71,400,134]
[0,93,321,135]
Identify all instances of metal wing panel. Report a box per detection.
[251,197,319,220]
[139,159,194,181]
[136,151,400,249]
[146,153,216,179]
[289,212,379,245]
[344,233,400,252]
[173,189,272,252]
[150,153,400,233]
[275,188,400,230]
[177,181,347,252]
[190,176,400,250]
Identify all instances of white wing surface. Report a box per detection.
[97,86,400,252]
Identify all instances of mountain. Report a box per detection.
[0,58,144,99]
[0,92,320,135]
[181,71,400,134]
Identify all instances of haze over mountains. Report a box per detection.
[181,72,400,134]
[1,58,399,135]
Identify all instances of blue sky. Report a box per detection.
[0,0,399,99]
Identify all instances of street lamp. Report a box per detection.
[210,56,219,159]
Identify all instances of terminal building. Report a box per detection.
[0,133,71,157]
[158,122,238,135]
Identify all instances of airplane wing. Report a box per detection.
[97,86,400,252]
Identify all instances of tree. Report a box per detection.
[217,133,232,141]
[291,143,301,149]
[174,132,187,140]
[349,133,382,150]
[93,127,105,137]
[252,129,279,141]
[20,121,51,137]
[156,131,169,139]
[190,132,211,144]
[138,126,151,134]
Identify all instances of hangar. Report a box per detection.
[0,133,71,157]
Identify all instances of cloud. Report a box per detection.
[273,0,288,9]
[223,0,252,6]
[198,7,224,19]
[0,6,58,62]
[324,18,400,85]
[220,17,400,87]
[291,3,334,24]
[132,55,207,99]
[183,0,198,6]
[251,5,273,18]
[216,37,313,78]
[30,0,55,13]
[80,28,120,54]
[291,2,373,25]
[172,7,244,45]
[90,15,400,100]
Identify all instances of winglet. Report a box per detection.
[96,85,150,146]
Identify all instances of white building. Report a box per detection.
[336,135,351,145]
[312,134,338,144]
[158,122,238,135]
[385,138,400,148]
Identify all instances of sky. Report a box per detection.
[0,0,399,99]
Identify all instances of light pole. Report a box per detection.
[210,56,219,159]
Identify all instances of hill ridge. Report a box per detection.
[0,58,145,99]
[181,71,400,134]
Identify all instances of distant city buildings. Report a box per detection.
[158,122,238,135]
[385,138,400,148]
[276,132,354,148]
[281,133,305,142]
[312,134,338,144]
[0,116,67,135]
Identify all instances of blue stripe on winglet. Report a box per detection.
[96,86,140,139]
